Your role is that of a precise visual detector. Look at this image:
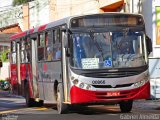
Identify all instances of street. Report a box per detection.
[0,0,160,120]
[0,91,160,120]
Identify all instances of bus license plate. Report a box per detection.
[107,92,120,96]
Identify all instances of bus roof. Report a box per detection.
[10,12,143,40]
[10,17,70,40]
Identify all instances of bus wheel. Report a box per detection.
[36,100,44,107]
[25,91,35,107]
[56,84,68,114]
[119,100,133,113]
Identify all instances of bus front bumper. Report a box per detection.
[70,82,150,104]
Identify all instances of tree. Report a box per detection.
[12,0,34,6]
[0,49,10,62]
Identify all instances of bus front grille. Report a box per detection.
[82,71,139,78]
[92,83,133,88]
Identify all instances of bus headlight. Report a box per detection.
[71,76,74,80]
[73,79,79,85]
[79,83,84,88]
[134,79,147,88]
[86,85,91,90]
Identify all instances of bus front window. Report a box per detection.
[71,32,146,69]
[112,32,146,68]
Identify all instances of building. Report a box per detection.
[142,0,160,98]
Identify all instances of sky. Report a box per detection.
[0,0,13,10]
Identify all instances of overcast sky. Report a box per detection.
[0,0,13,10]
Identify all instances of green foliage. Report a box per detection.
[0,50,9,62]
[12,0,33,6]
[0,80,5,82]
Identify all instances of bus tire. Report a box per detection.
[25,91,35,107]
[119,100,133,113]
[36,100,44,107]
[56,83,68,114]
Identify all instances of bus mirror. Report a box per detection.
[66,48,70,57]
[146,36,152,55]
[0,61,2,68]
[66,32,71,57]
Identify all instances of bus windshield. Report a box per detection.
[70,31,146,69]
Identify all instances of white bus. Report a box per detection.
[10,12,152,114]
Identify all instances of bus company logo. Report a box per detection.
[92,80,105,85]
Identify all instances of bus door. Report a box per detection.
[16,42,21,95]
[62,31,70,102]
[31,38,39,98]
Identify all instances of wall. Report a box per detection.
[29,0,49,28]
[0,62,10,80]
[142,0,152,40]
[0,0,49,31]
[0,6,23,30]
[49,0,100,21]
[141,0,160,98]
[152,0,160,57]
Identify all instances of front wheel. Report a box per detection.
[119,100,133,113]
[56,83,68,114]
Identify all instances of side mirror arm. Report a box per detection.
[146,36,152,55]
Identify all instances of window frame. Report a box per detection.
[11,40,17,64]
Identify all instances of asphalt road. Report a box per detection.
[1,91,160,120]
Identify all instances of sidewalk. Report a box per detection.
[0,90,23,98]
[133,99,160,110]
[0,90,9,97]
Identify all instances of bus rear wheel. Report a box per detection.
[119,100,133,113]
[25,90,44,107]
[56,83,68,114]
[25,91,35,107]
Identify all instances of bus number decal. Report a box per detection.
[92,80,105,84]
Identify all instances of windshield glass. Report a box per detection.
[70,31,146,69]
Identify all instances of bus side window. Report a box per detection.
[11,41,17,64]
[20,38,26,63]
[38,33,45,61]
[52,29,61,60]
[45,31,54,61]
[26,38,31,63]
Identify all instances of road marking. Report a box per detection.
[0,102,24,105]
[0,107,48,114]
[0,109,26,114]
[34,107,48,110]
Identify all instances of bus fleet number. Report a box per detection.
[92,80,105,84]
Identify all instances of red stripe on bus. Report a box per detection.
[70,82,150,104]
[10,31,26,40]
[38,24,47,32]
[29,28,34,34]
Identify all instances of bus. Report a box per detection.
[10,12,152,114]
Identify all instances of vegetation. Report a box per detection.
[0,50,9,62]
[12,0,34,6]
